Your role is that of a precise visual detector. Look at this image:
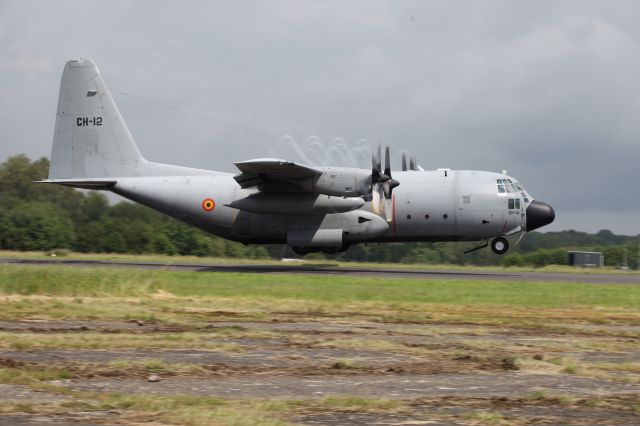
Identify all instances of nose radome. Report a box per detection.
[526,200,555,232]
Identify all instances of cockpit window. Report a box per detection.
[497,178,528,196]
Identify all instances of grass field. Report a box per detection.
[1,264,639,307]
[2,249,639,275]
[0,262,639,425]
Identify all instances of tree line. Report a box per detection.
[1,155,638,268]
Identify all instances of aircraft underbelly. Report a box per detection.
[112,175,239,239]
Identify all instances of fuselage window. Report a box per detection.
[524,197,529,203]
[443,214,448,219]
[508,199,515,209]
[425,214,430,219]
[462,195,471,204]
[515,199,520,209]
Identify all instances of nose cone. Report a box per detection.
[526,200,555,232]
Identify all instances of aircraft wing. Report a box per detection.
[233,158,321,188]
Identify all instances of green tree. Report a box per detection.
[0,202,74,250]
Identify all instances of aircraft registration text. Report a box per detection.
[76,117,103,126]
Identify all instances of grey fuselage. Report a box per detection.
[111,168,528,246]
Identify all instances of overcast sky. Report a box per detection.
[1,1,639,235]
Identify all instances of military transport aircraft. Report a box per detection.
[39,59,555,256]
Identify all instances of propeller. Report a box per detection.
[371,145,400,221]
[382,146,399,198]
[372,146,399,199]
[401,152,418,171]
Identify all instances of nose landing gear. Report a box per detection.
[464,236,511,255]
[491,237,509,255]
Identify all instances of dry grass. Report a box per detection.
[0,331,244,351]
[0,263,639,425]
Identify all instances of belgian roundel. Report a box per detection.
[201,198,215,212]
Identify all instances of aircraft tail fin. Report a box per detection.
[49,59,146,179]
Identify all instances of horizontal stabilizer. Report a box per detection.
[35,178,117,190]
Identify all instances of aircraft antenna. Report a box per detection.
[110,89,279,139]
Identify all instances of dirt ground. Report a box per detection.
[0,318,639,425]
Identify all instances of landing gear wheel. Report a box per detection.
[491,237,509,255]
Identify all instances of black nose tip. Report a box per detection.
[526,200,555,232]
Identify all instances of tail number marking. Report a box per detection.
[76,117,103,126]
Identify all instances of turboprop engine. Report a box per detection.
[233,145,401,202]
[290,146,400,201]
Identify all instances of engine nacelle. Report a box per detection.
[290,167,372,197]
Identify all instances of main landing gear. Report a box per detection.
[490,237,509,255]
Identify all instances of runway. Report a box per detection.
[2,258,639,284]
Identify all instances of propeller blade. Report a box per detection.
[401,153,407,171]
[371,144,382,183]
[374,182,386,214]
[384,197,393,222]
[384,146,391,177]
[409,156,417,171]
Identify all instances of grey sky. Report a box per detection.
[1,1,639,234]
